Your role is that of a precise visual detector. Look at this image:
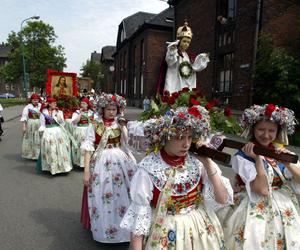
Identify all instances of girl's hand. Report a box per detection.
[83,171,91,187]
[242,142,260,160]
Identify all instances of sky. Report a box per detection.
[0,0,169,74]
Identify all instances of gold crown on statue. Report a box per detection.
[176,20,193,39]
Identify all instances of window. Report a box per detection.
[218,30,235,47]
[120,79,123,94]
[124,79,126,95]
[134,75,137,95]
[218,53,234,93]
[140,73,144,95]
[219,0,236,20]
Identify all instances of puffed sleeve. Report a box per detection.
[192,53,210,71]
[201,160,233,211]
[38,110,46,132]
[120,167,153,236]
[56,110,65,124]
[165,45,179,67]
[80,123,95,152]
[20,105,29,122]
[71,111,79,124]
[284,161,300,194]
[231,153,261,202]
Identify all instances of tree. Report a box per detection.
[253,32,300,116]
[0,20,66,90]
[80,59,104,91]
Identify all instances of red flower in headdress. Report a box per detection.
[265,103,276,117]
[188,106,202,119]
[30,93,40,101]
[81,97,90,105]
[178,112,186,119]
[111,95,117,101]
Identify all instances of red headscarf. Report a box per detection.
[46,96,57,103]
[30,93,40,101]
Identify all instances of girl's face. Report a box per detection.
[164,129,192,157]
[49,102,57,110]
[32,99,39,106]
[253,121,278,147]
[103,105,117,119]
[81,102,88,109]
[179,37,192,52]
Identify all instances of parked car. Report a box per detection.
[0,93,16,98]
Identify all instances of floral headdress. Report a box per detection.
[96,93,126,113]
[241,104,297,145]
[144,105,211,152]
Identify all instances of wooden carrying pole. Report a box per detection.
[218,139,298,164]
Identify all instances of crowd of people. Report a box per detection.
[16,20,300,249]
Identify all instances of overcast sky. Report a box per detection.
[0,0,168,73]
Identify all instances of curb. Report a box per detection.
[5,115,21,122]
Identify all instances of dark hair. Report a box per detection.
[56,76,67,87]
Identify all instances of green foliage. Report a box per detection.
[253,32,300,117]
[0,21,66,89]
[80,59,105,90]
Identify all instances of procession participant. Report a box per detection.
[0,102,3,140]
[120,106,233,250]
[81,93,137,243]
[71,97,97,167]
[157,21,210,95]
[37,96,72,175]
[20,93,41,160]
[217,104,300,249]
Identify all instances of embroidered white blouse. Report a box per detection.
[120,151,233,236]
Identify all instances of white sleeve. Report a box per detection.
[71,112,79,124]
[192,53,210,71]
[202,161,233,211]
[165,46,179,67]
[20,105,29,122]
[38,111,46,132]
[80,123,95,152]
[120,168,153,236]
[231,155,261,202]
[284,161,300,194]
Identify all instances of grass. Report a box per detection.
[0,98,26,108]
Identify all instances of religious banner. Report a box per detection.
[45,70,78,97]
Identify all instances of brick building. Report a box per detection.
[168,0,300,110]
[0,43,23,96]
[114,8,174,107]
[101,46,116,93]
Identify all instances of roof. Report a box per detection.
[90,51,101,62]
[116,8,174,49]
[145,7,174,27]
[0,44,12,58]
[122,12,156,39]
[101,46,116,61]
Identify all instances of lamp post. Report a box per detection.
[20,15,40,98]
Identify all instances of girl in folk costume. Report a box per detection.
[217,104,300,249]
[120,106,233,250]
[21,93,42,160]
[71,97,97,168]
[81,93,137,243]
[157,21,210,95]
[37,96,72,175]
